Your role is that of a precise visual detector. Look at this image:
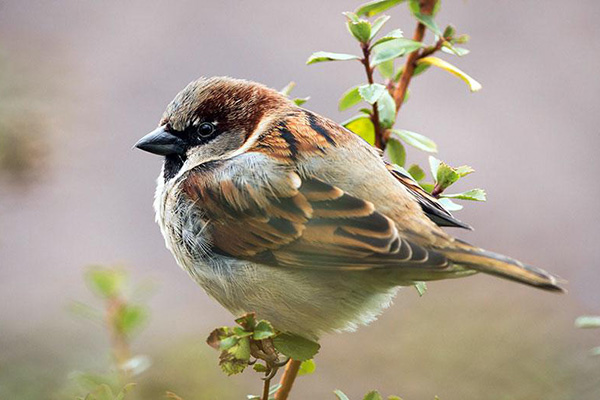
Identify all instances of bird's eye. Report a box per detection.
[198,122,215,137]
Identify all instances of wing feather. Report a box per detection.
[181,161,449,271]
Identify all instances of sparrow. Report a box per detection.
[135,76,563,340]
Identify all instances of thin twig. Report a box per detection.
[360,43,384,149]
[419,36,445,60]
[392,0,438,114]
[262,371,273,400]
[274,359,302,400]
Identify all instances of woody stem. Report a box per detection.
[392,0,438,115]
[361,43,384,150]
[274,359,302,400]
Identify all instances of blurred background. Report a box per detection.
[1,1,599,399]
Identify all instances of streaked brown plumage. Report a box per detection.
[136,77,563,339]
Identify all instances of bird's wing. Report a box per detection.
[179,153,450,271]
[385,163,472,230]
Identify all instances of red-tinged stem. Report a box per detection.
[274,359,302,400]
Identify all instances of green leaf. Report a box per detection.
[370,15,391,39]
[306,51,360,65]
[358,83,387,104]
[235,313,257,330]
[391,129,437,152]
[85,267,124,299]
[575,316,600,329]
[115,304,147,336]
[346,17,372,43]
[414,63,431,76]
[455,165,475,177]
[386,138,406,167]
[378,59,394,79]
[280,81,296,97]
[339,86,362,111]
[394,63,430,81]
[220,336,251,375]
[388,397,403,400]
[343,11,360,23]
[273,333,320,361]
[377,91,396,129]
[438,197,463,211]
[431,158,474,191]
[298,359,316,376]
[436,163,460,188]
[219,335,238,351]
[293,97,310,106]
[419,182,434,193]
[412,12,442,36]
[441,43,470,57]
[407,164,425,181]
[334,390,351,400]
[343,115,375,145]
[442,189,486,202]
[371,38,424,66]
[431,0,441,16]
[355,0,406,17]
[253,320,276,340]
[428,156,441,178]
[443,25,456,39]
[364,391,383,400]
[417,57,482,92]
[454,34,470,44]
[253,363,268,373]
[220,358,248,376]
[207,327,234,350]
[371,28,403,47]
[408,0,420,14]
[414,282,427,297]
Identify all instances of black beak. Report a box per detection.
[134,126,186,156]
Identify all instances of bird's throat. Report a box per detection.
[163,154,186,181]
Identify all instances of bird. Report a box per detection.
[135,76,563,340]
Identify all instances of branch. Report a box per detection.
[274,359,302,400]
[392,0,438,115]
[360,43,384,150]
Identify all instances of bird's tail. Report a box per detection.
[441,241,565,293]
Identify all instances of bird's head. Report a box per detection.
[135,76,290,180]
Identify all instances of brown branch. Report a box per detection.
[274,359,302,400]
[392,0,438,115]
[360,43,384,149]
[419,36,445,60]
[262,373,273,400]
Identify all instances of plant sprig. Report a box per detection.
[307,0,483,204]
[212,1,490,398]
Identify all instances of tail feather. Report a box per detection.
[441,243,565,293]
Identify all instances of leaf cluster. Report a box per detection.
[206,313,320,376]
[306,0,484,219]
[65,266,153,400]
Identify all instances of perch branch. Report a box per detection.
[274,359,302,400]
